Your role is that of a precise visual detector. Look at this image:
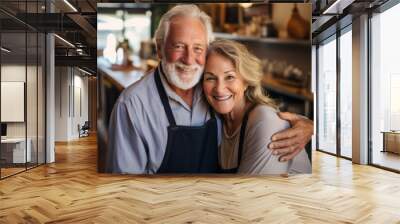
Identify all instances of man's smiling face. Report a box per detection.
[160,16,208,90]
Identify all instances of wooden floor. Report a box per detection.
[1,135,400,223]
[372,150,400,171]
[1,167,26,178]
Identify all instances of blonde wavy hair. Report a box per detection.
[207,39,277,108]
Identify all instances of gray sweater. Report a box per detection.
[219,105,312,175]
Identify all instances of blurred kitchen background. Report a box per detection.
[97,3,312,113]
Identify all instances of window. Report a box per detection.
[317,36,337,154]
[370,2,400,171]
[0,1,47,179]
[339,28,352,158]
[390,74,400,130]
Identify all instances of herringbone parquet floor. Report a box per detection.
[1,135,400,223]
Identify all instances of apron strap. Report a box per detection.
[154,66,177,126]
[237,103,257,168]
[209,105,216,119]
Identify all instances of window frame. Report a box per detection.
[315,23,353,161]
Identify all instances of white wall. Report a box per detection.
[55,66,69,141]
[54,67,89,141]
[1,65,38,138]
[76,71,89,138]
[1,64,46,164]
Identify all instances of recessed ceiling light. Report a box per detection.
[54,34,75,48]
[323,0,355,15]
[63,0,78,12]
[239,3,253,8]
[1,47,11,53]
[78,67,93,76]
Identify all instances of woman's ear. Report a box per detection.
[244,85,249,96]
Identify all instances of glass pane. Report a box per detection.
[38,32,45,165]
[1,31,27,177]
[371,3,400,171]
[27,31,38,169]
[339,29,352,158]
[27,0,39,169]
[317,37,337,154]
[0,1,46,178]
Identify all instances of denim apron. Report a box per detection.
[154,68,219,173]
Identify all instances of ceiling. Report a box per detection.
[0,0,395,73]
[0,0,97,72]
[311,0,390,43]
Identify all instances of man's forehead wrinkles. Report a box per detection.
[167,17,207,36]
[167,38,206,46]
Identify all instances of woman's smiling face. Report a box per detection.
[203,52,247,115]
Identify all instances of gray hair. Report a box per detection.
[153,4,214,52]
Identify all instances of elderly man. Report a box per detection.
[106,4,313,174]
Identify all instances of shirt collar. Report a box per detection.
[158,65,203,111]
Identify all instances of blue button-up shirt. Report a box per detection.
[106,67,221,174]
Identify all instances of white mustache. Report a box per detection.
[162,59,204,90]
[175,62,200,72]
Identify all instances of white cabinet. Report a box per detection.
[1,138,32,163]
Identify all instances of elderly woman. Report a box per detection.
[203,39,311,174]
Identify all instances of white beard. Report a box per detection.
[161,60,204,90]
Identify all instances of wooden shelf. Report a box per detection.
[262,75,313,102]
[97,57,145,91]
[214,32,310,46]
